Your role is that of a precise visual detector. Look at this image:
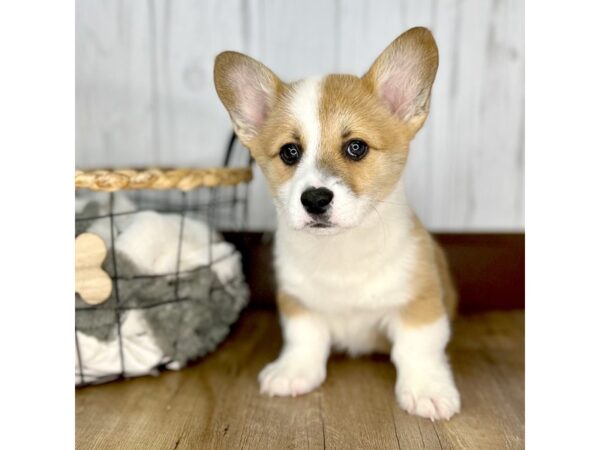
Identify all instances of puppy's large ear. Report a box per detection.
[214,51,281,145]
[363,27,438,132]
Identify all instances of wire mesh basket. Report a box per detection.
[75,135,253,386]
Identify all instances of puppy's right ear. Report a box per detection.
[214,51,281,145]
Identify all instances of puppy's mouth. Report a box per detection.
[309,222,332,229]
[304,218,341,235]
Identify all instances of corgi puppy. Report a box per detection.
[214,27,460,420]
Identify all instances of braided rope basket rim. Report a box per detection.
[75,167,253,192]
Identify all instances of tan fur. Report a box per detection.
[434,238,458,319]
[399,219,458,327]
[318,75,412,198]
[276,290,307,317]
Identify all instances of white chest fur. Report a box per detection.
[274,184,418,315]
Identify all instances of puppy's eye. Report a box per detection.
[345,140,368,161]
[280,143,302,165]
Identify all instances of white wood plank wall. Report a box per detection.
[76,0,524,231]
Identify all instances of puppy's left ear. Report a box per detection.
[363,27,438,132]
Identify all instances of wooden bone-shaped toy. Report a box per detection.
[75,233,112,305]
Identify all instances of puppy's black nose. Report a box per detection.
[301,187,334,215]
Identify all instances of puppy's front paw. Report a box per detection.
[396,378,460,421]
[258,357,326,397]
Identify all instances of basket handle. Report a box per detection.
[223,131,254,168]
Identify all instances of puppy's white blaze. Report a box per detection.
[278,77,326,228]
[289,76,322,160]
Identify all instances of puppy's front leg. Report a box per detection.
[390,303,460,420]
[259,292,330,397]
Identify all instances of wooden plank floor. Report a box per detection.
[76,309,524,449]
